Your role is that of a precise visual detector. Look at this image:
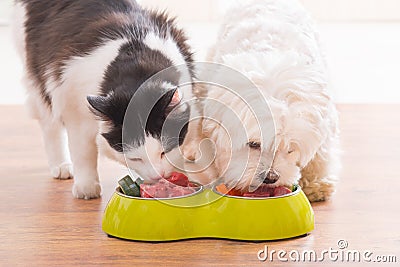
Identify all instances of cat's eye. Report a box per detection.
[288,150,294,154]
[129,157,143,162]
[247,141,261,149]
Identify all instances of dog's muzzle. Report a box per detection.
[263,169,280,184]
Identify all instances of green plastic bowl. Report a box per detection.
[102,185,314,241]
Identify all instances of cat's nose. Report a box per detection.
[263,169,280,184]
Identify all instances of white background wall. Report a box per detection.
[138,0,400,22]
[1,0,400,103]
[3,0,400,23]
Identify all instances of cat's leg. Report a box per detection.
[25,82,73,179]
[60,103,101,199]
[39,117,73,179]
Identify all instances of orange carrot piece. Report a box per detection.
[216,184,229,194]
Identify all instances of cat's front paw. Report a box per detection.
[72,181,102,199]
[51,162,73,179]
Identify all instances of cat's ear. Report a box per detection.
[87,95,109,118]
[165,87,181,114]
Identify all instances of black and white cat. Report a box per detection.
[12,0,196,199]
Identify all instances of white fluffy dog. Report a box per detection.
[200,0,340,201]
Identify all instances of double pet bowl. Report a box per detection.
[102,184,314,241]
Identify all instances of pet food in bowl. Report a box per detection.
[215,183,293,197]
[103,180,314,241]
[118,172,198,198]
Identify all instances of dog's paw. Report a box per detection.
[301,178,336,202]
[51,163,73,180]
[72,181,102,200]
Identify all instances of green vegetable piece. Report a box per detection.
[118,175,140,197]
[291,184,298,192]
[135,177,144,186]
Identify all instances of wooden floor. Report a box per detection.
[0,105,399,266]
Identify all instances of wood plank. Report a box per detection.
[0,105,399,266]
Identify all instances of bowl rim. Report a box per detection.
[212,184,300,200]
[115,182,204,200]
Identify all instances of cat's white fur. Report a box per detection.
[143,32,194,101]
[12,2,192,199]
[143,32,186,66]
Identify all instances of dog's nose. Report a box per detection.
[263,169,280,184]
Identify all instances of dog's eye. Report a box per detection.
[247,141,261,149]
[129,157,143,162]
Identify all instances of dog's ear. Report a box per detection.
[87,95,109,118]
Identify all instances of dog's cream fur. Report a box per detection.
[202,0,340,201]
